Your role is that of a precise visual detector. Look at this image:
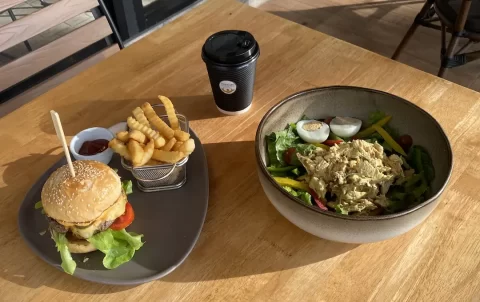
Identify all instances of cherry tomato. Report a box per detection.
[110,202,135,230]
[284,147,297,165]
[323,139,343,147]
[397,135,413,152]
[324,117,334,125]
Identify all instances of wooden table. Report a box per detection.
[1,0,479,300]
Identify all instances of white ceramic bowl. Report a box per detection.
[70,127,114,165]
[255,87,453,243]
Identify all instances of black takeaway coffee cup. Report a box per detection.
[202,30,260,115]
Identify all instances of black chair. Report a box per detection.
[392,0,480,77]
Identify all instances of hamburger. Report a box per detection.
[38,160,143,275]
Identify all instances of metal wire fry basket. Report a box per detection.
[121,106,189,192]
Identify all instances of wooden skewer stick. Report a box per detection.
[50,110,75,178]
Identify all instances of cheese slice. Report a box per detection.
[70,193,127,239]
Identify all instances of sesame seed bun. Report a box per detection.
[41,160,122,226]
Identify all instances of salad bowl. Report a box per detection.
[255,86,453,243]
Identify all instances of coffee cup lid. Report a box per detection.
[202,30,258,65]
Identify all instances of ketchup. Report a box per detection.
[78,139,109,156]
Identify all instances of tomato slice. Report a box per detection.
[110,202,135,230]
[284,147,297,165]
[309,189,328,211]
[323,139,343,147]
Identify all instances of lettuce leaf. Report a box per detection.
[291,167,303,176]
[111,229,144,250]
[332,203,349,215]
[284,143,317,166]
[297,191,313,206]
[267,133,280,167]
[34,201,43,209]
[267,121,323,167]
[282,185,299,197]
[121,180,133,195]
[282,186,313,206]
[87,229,144,269]
[409,145,435,184]
[51,230,77,275]
[266,126,299,166]
[368,111,387,125]
[295,143,317,155]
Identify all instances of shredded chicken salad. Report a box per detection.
[265,112,435,216]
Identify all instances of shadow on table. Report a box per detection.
[38,94,222,136]
[0,259,137,294]
[160,141,358,283]
[169,95,223,120]
[0,147,61,209]
[0,149,137,293]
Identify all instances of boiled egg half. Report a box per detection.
[296,120,330,143]
[329,117,362,137]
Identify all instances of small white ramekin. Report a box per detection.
[70,127,114,164]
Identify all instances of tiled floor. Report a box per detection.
[258,0,480,92]
[0,0,94,66]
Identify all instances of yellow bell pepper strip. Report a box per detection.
[355,115,392,138]
[312,143,330,150]
[371,124,407,156]
[273,177,310,191]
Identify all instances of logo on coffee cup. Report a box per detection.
[219,81,237,94]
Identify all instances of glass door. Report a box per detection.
[105,0,201,44]
[142,0,198,27]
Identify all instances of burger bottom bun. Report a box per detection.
[67,239,97,254]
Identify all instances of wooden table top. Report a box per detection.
[1,0,479,300]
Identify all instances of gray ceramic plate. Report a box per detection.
[17,131,208,285]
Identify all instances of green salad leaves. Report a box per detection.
[410,145,435,184]
[51,228,144,275]
[282,186,313,206]
[51,231,77,275]
[265,123,316,206]
[384,146,436,213]
[87,229,144,269]
[267,123,299,166]
[266,123,317,168]
[122,180,133,195]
